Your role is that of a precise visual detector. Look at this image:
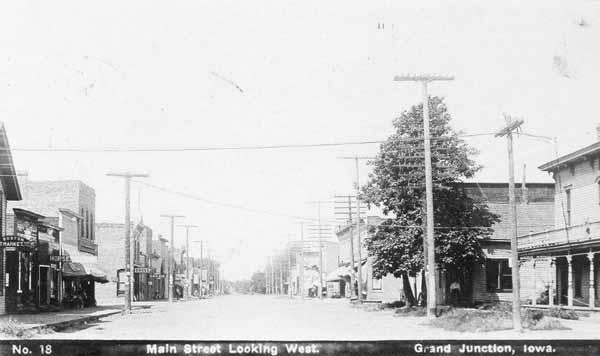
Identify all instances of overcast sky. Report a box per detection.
[2,0,599,280]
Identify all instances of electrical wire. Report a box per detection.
[2,133,496,153]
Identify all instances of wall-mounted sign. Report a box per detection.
[134,267,152,274]
[0,235,35,248]
[50,255,71,262]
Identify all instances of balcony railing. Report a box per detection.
[78,238,98,255]
[518,220,600,251]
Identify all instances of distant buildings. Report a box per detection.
[96,221,162,302]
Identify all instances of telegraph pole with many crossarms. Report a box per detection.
[393,74,454,318]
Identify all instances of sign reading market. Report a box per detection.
[0,235,36,248]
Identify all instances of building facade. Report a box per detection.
[8,178,106,309]
[334,216,404,303]
[96,221,158,302]
[0,124,23,315]
[518,136,600,310]
[457,182,555,304]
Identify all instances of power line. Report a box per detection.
[134,180,320,223]
[4,133,496,153]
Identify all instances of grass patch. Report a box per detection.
[394,306,427,317]
[429,306,569,332]
[0,319,32,338]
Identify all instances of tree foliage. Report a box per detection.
[362,97,499,304]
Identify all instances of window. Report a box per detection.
[486,259,512,292]
[372,273,382,290]
[90,212,94,241]
[565,188,572,226]
[80,208,85,238]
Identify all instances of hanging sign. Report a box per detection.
[50,255,71,262]
[134,267,152,274]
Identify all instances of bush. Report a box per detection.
[546,307,579,320]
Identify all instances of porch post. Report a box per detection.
[550,257,556,307]
[588,252,595,308]
[566,255,573,307]
[532,257,537,306]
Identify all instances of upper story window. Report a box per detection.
[90,212,94,241]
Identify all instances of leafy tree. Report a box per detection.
[250,271,267,294]
[362,96,499,306]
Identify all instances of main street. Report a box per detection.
[35,295,600,340]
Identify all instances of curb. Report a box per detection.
[25,310,122,332]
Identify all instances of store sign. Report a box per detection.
[134,267,152,274]
[0,235,35,248]
[152,273,161,278]
[50,255,71,262]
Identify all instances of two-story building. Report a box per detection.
[9,177,107,308]
[96,221,156,302]
[333,216,405,303]
[287,239,338,297]
[518,135,600,310]
[0,123,23,315]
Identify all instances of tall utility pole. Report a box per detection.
[107,172,149,314]
[495,114,524,331]
[307,202,326,299]
[270,255,275,295]
[287,236,292,298]
[394,74,454,318]
[299,222,305,299]
[179,224,197,300]
[161,214,185,303]
[192,240,204,297]
[338,157,373,302]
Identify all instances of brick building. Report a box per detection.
[0,124,24,315]
[96,221,157,302]
[8,177,106,308]
[518,132,600,310]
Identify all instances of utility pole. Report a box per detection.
[299,222,305,299]
[394,74,454,318]
[495,113,524,331]
[287,236,292,298]
[107,172,149,314]
[179,224,197,300]
[270,255,275,295]
[191,240,204,297]
[306,201,334,300]
[161,214,185,303]
[338,157,373,302]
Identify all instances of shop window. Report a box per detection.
[486,259,512,292]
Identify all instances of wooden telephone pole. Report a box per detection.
[338,157,373,302]
[179,224,197,300]
[107,172,149,314]
[495,113,524,331]
[161,214,185,303]
[394,74,454,318]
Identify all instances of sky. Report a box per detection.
[1,0,600,280]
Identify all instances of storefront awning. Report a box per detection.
[61,248,108,283]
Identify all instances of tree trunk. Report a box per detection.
[420,269,427,307]
[401,271,416,306]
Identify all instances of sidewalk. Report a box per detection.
[0,305,124,334]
